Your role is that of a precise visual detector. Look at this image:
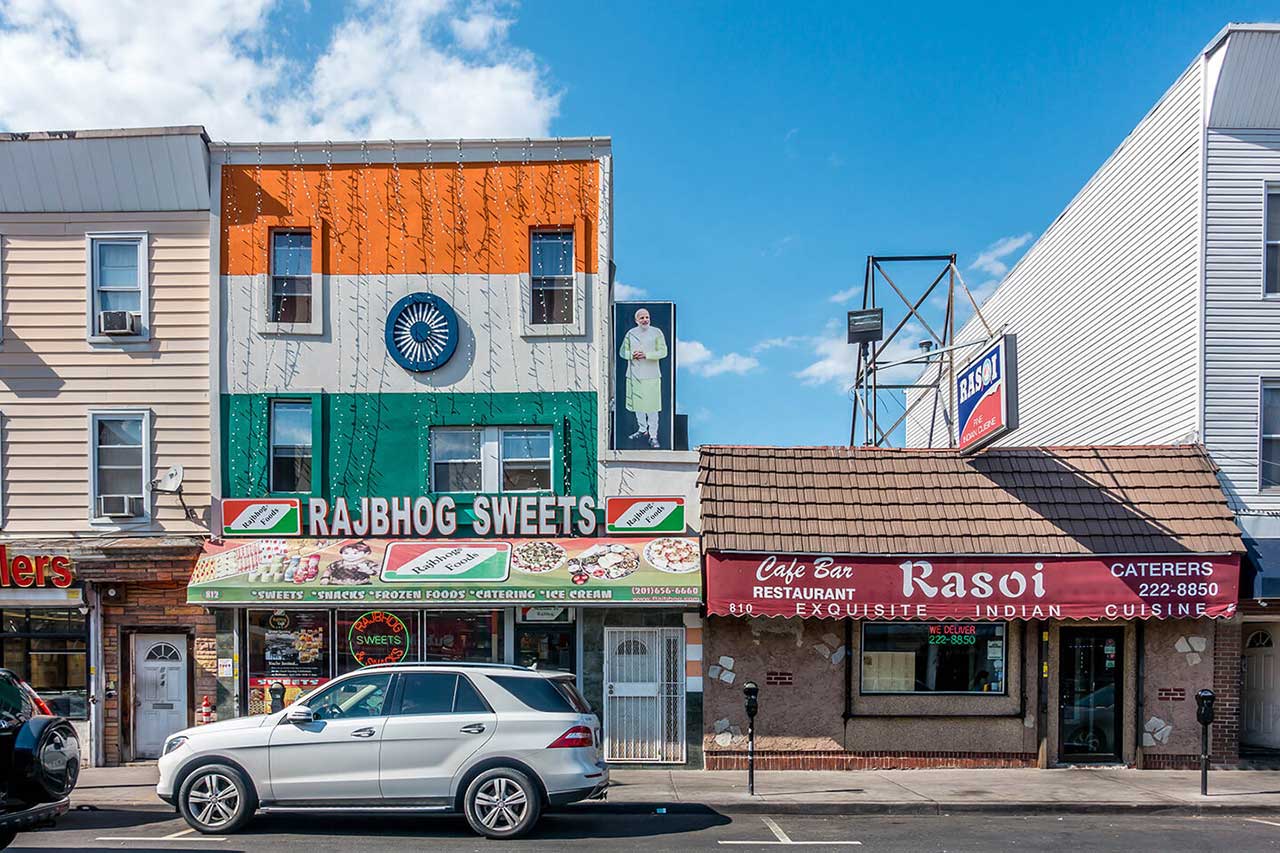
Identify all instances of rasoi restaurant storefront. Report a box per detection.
[698,444,1247,770]
[189,529,703,764]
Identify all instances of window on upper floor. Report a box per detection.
[87,234,148,341]
[270,400,313,493]
[1263,385,1280,490]
[1266,188,1280,296]
[430,427,554,493]
[271,231,312,324]
[89,411,149,522]
[530,230,574,326]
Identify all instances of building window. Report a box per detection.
[531,230,574,325]
[271,231,312,323]
[430,427,554,493]
[1263,385,1280,489]
[0,608,89,719]
[246,609,331,715]
[87,234,148,340]
[270,400,313,493]
[861,622,1007,695]
[89,411,149,521]
[1267,188,1280,295]
[431,428,484,492]
[501,429,553,491]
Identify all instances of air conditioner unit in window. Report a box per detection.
[98,495,142,518]
[98,311,138,335]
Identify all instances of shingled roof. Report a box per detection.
[698,445,1243,557]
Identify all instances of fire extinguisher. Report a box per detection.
[199,695,212,725]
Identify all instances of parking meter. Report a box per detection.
[1196,689,1216,725]
[269,681,287,714]
[743,682,759,795]
[1196,688,1215,795]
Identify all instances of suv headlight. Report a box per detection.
[162,736,188,756]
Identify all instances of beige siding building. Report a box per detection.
[0,127,217,766]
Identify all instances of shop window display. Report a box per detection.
[861,622,1006,695]
[247,610,331,714]
[0,609,88,718]
[336,610,418,676]
[424,611,502,662]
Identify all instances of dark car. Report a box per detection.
[0,669,79,849]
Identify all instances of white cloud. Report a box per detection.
[752,335,806,353]
[969,233,1033,277]
[795,334,857,388]
[796,320,930,391]
[0,0,559,140]
[678,339,760,378]
[829,286,860,304]
[614,282,648,301]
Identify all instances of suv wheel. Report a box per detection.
[463,767,542,839]
[178,764,255,834]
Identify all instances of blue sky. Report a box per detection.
[2,1,1275,447]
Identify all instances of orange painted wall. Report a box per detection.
[221,161,599,276]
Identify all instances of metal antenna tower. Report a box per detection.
[849,254,997,448]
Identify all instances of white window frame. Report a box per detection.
[268,398,314,494]
[522,229,585,337]
[1260,380,1280,491]
[85,232,150,343]
[257,229,323,336]
[87,409,152,526]
[1266,184,1280,298]
[430,426,554,493]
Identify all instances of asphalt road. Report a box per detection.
[11,807,1280,851]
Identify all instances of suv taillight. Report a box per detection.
[547,725,593,749]
[21,682,51,716]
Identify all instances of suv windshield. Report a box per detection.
[489,675,576,713]
[551,677,591,713]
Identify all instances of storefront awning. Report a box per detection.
[706,552,1241,621]
[189,536,700,607]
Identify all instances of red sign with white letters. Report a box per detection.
[706,552,1241,621]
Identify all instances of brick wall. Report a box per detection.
[1211,618,1241,764]
[81,551,213,766]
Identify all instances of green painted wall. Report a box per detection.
[221,392,598,525]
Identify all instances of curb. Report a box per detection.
[71,797,1280,818]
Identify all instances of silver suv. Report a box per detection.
[156,663,607,839]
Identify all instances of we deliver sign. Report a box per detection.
[222,499,302,537]
[606,496,685,534]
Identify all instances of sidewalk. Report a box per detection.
[73,764,1280,815]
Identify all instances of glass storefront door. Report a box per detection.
[1059,627,1123,762]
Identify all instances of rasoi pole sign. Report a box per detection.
[222,498,302,537]
[705,552,1242,621]
[606,496,686,534]
[956,336,1011,453]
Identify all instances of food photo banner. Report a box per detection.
[706,553,1241,621]
[190,536,701,606]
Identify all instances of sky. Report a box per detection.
[1,0,1275,447]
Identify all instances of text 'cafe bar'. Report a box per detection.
[696,445,1245,771]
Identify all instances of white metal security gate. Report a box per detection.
[604,627,685,762]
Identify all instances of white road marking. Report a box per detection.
[163,828,197,839]
[95,834,227,842]
[718,816,862,846]
[762,816,793,843]
[1247,818,1280,828]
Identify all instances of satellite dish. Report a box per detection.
[154,465,185,493]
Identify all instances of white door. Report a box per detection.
[134,634,188,759]
[604,627,685,763]
[1244,627,1280,749]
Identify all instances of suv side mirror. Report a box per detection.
[286,705,315,724]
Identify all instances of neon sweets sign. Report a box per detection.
[0,546,73,589]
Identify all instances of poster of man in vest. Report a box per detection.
[614,301,676,450]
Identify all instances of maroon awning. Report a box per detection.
[706,552,1241,621]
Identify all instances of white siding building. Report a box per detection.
[0,127,215,766]
[905,24,1280,754]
